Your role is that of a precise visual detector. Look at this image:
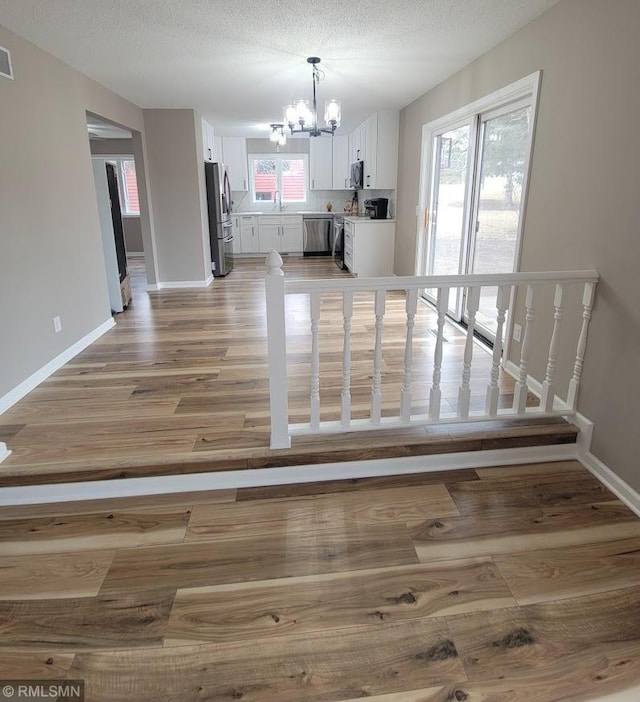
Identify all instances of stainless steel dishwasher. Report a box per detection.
[303,215,333,256]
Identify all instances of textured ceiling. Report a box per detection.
[0,0,559,134]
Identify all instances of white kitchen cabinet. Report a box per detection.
[343,217,395,277]
[333,134,350,190]
[239,215,259,252]
[349,125,364,164]
[258,215,303,253]
[222,136,248,191]
[202,119,216,163]
[362,114,378,189]
[213,136,223,162]
[309,138,333,190]
[231,215,242,254]
[362,110,399,190]
[281,216,303,252]
[258,216,281,253]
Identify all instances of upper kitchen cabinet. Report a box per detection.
[202,119,216,163]
[214,136,223,163]
[333,134,350,190]
[362,111,399,190]
[222,136,248,191]
[349,126,364,164]
[309,138,333,190]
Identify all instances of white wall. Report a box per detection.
[0,23,148,400]
[143,109,211,285]
[396,0,640,490]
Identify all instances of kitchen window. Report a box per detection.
[117,159,140,215]
[249,154,308,204]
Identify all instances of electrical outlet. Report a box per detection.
[53,315,62,333]
[513,323,522,342]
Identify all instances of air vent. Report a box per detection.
[0,45,13,80]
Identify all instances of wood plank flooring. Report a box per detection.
[0,258,571,486]
[1,460,640,700]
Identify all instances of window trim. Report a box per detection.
[248,153,309,204]
[117,159,140,216]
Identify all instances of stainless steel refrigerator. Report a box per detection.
[205,162,234,276]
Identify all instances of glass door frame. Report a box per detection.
[415,71,542,359]
[423,116,478,320]
[464,96,537,343]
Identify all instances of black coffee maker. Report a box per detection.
[364,197,389,219]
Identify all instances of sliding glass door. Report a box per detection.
[421,95,535,344]
[424,123,473,317]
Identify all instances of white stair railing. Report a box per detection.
[265,251,598,449]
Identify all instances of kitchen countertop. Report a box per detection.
[344,216,396,223]
[234,211,334,216]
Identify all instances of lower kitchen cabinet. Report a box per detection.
[258,215,303,254]
[238,215,259,253]
[230,216,242,254]
[344,218,395,277]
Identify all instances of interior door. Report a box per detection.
[466,101,533,341]
[105,162,127,282]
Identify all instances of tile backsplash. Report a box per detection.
[231,190,395,217]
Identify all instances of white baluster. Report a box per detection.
[429,287,450,421]
[370,289,386,424]
[513,285,536,414]
[567,282,595,410]
[400,288,418,423]
[341,291,353,427]
[541,284,566,412]
[458,286,481,419]
[265,251,291,449]
[310,292,321,431]
[485,285,511,417]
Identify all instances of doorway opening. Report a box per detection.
[86,113,155,314]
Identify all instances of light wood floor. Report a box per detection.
[1,460,639,700]
[0,257,569,486]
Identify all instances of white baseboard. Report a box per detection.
[504,359,543,396]
[579,450,640,518]
[0,442,10,464]
[0,318,116,415]
[0,443,577,506]
[147,275,213,291]
[126,252,145,258]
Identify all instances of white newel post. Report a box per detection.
[485,285,511,417]
[540,284,566,412]
[458,286,481,419]
[429,287,450,421]
[567,282,595,410]
[513,285,536,414]
[265,251,291,449]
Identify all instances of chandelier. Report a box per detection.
[269,123,287,146]
[283,57,341,137]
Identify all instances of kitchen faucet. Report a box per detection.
[274,190,286,212]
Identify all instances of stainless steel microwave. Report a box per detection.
[350,160,364,190]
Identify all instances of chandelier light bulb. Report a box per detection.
[284,104,297,126]
[294,99,311,125]
[324,99,341,127]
